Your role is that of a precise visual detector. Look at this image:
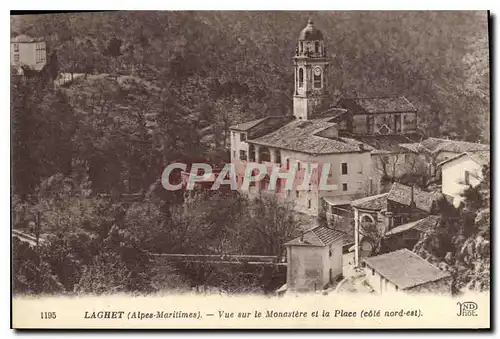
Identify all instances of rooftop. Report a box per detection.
[229,117,268,131]
[361,248,451,290]
[339,96,417,115]
[249,117,375,155]
[344,134,423,154]
[11,34,44,43]
[384,215,441,237]
[285,226,345,247]
[351,193,388,211]
[438,150,491,167]
[387,182,443,213]
[400,137,489,155]
[298,18,324,41]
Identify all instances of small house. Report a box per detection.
[361,248,451,294]
[438,150,490,207]
[284,226,345,292]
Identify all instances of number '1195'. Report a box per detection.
[41,312,57,319]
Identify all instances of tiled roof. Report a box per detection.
[339,96,417,114]
[361,248,451,290]
[387,182,442,213]
[285,226,345,247]
[413,215,442,233]
[351,193,388,211]
[230,117,268,131]
[384,215,441,237]
[468,150,490,166]
[400,137,489,155]
[345,134,423,153]
[11,35,43,43]
[250,118,375,154]
[439,150,491,168]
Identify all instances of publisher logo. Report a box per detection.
[457,302,478,317]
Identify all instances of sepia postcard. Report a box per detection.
[10,10,491,329]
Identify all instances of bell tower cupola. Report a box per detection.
[293,18,330,120]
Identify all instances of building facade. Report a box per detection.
[351,182,444,266]
[284,226,345,292]
[11,35,47,73]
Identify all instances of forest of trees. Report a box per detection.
[11,11,490,295]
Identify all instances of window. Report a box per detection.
[239,150,247,161]
[298,68,304,87]
[315,41,319,53]
[329,248,333,257]
[297,161,301,171]
[35,43,44,63]
[232,131,235,138]
[357,162,363,174]
[372,268,375,276]
[393,216,403,227]
[296,190,299,198]
[14,54,19,62]
[276,151,281,164]
[233,151,236,158]
[300,41,303,53]
[342,183,348,191]
[341,162,348,175]
[13,43,19,52]
[286,158,290,170]
[464,171,470,185]
[240,133,246,142]
[308,199,311,209]
[313,73,322,89]
[366,115,374,134]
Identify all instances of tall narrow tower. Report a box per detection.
[293,19,330,120]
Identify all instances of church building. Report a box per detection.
[230,19,422,216]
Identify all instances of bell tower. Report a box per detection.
[293,18,330,120]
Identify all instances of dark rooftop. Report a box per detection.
[384,215,441,237]
[298,18,324,41]
[285,226,345,247]
[339,96,417,115]
[387,182,443,213]
[361,248,451,290]
[351,193,388,211]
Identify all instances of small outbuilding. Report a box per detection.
[284,226,345,292]
[361,248,451,294]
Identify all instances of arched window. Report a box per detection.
[313,72,322,89]
[315,41,319,53]
[300,41,303,53]
[298,68,304,87]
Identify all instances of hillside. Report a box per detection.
[12,11,490,142]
